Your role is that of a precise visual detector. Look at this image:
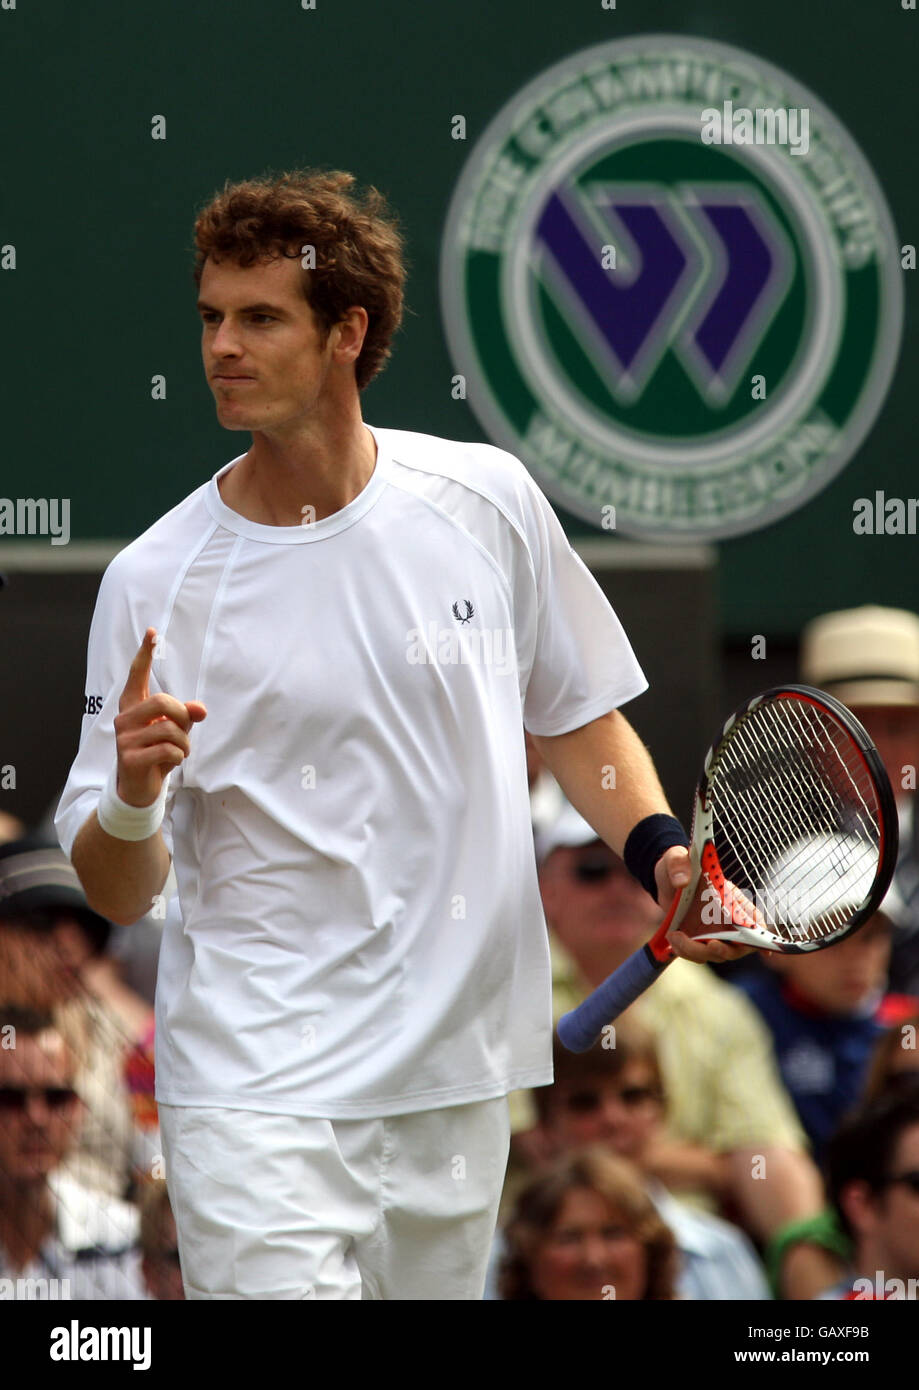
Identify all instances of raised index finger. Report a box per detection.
[120,627,156,711]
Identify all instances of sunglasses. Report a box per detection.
[883,1170,919,1196]
[564,1084,661,1113]
[572,855,618,884]
[0,1085,79,1112]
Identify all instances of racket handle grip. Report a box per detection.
[557,945,672,1053]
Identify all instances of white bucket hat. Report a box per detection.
[800,605,919,708]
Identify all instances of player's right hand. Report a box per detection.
[113,627,207,807]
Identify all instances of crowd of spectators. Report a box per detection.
[1,604,918,1299]
[491,605,919,1300]
[0,829,171,1299]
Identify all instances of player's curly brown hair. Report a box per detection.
[498,1147,679,1300]
[191,168,407,391]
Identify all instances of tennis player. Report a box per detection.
[54,168,749,1300]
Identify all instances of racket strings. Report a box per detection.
[769,701,882,862]
[714,771,877,938]
[718,702,878,852]
[760,704,860,836]
[761,701,881,937]
[706,697,882,944]
[780,698,880,840]
[714,737,877,937]
[730,710,870,929]
[710,718,842,897]
[720,720,815,865]
[736,702,864,850]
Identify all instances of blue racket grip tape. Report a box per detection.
[557,945,672,1052]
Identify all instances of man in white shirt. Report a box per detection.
[55,167,750,1300]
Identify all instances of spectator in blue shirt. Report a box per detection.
[734,880,918,1164]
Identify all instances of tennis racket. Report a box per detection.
[557,684,898,1053]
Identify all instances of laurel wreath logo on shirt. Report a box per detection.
[452,599,475,624]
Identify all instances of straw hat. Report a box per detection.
[800,606,919,707]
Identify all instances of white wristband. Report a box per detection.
[97,764,170,841]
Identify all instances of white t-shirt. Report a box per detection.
[55,425,647,1118]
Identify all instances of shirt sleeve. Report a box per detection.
[53,558,176,861]
[513,466,648,737]
[701,986,809,1153]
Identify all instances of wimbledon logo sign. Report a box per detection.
[440,36,903,540]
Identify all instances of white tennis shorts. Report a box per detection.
[157,1096,511,1300]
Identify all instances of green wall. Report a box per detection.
[2,0,916,636]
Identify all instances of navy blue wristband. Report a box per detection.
[623,814,691,903]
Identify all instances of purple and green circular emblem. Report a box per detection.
[440,36,903,540]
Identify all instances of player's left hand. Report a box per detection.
[654,845,756,965]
